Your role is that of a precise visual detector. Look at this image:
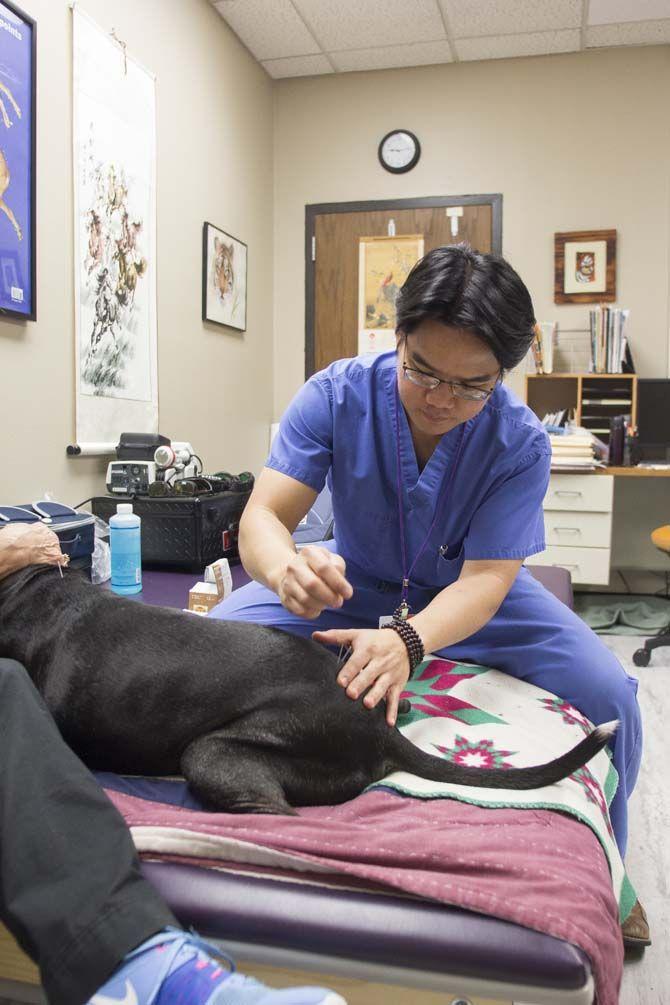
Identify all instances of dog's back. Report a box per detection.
[0,566,346,771]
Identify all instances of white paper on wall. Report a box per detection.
[72,5,157,449]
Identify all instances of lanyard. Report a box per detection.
[393,384,467,619]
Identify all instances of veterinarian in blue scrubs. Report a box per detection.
[211,246,643,879]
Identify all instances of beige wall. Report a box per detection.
[0,0,274,503]
[273,46,670,417]
[273,46,670,572]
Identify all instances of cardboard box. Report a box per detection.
[187,558,232,613]
[187,582,221,613]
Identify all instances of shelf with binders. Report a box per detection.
[525,373,637,445]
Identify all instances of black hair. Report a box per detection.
[395,244,536,371]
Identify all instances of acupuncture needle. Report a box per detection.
[336,644,352,672]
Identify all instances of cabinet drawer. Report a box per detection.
[543,474,614,513]
[544,511,612,548]
[531,545,611,585]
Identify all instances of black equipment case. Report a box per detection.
[92,490,252,572]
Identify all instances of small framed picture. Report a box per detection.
[554,229,616,304]
[202,221,247,331]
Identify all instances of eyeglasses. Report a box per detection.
[148,478,215,497]
[402,364,499,401]
[402,352,499,402]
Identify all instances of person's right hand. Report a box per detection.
[275,545,353,619]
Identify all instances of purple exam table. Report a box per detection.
[122,565,597,1005]
[140,861,593,1005]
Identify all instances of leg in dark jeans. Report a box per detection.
[0,659,176,1005]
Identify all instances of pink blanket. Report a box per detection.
[108,787,623,1005]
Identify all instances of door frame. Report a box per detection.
[304,193,503,378]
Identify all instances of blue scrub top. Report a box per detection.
[268,351,551,594]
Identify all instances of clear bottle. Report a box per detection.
[109,503,142,595]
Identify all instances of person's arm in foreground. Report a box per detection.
[0,523,68,581]
[313,558,522,726]
[239,467,353,619]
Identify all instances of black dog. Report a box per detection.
[0,565,617,814]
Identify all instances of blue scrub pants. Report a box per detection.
[210,557,642,857]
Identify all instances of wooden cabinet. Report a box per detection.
[526,373,637,445]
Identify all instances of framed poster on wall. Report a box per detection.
[358,234,423,354]
[0,0,36,321]
[73,5,158,447]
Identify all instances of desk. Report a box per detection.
[596,467,670,477]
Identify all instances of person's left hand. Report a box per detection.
[0,523,69,581]
[311,627,409,726]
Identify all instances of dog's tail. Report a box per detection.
[384,720,618,790]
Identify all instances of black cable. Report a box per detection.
[73,497,95,510]
[618,569,632,594]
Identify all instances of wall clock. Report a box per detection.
[378,129,421,174]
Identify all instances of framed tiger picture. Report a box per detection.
[202,221,247,331]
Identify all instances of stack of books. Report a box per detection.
[548,430,597,471]
[589,306,630,373]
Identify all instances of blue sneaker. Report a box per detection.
[88,928,347,1005]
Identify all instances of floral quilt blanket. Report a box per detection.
[386,656,635,917]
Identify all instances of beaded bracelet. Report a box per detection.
[382,617,425,676]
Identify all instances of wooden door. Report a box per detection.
[306,196,500,377]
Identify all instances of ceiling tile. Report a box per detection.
[586,18,670,45]
[443,0,582,38]
[456,28,581,61]
[588,0,670,26]
[292,0,446,50]
[261,53,334,78]
[331,40,453,72]
[213,0,320,60]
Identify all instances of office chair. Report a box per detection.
[633,524,670,666]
